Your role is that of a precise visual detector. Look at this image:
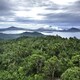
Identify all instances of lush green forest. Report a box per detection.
[0,36,80,80]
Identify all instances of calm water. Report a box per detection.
[41,32,80,39]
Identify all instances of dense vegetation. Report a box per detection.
[0,36,80,80]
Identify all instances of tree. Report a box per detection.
[43,56,59,80]
[61,67,80,80]
[26,54,45,75]
[71,55,80,67]
[27,74,44,80]
[0,71,14,80]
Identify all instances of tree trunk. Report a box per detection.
[52,71,54,80]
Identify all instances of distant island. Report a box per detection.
[61,28,80,32]
[0,26,80,32]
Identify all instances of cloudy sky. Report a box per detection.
[0,0,80,29]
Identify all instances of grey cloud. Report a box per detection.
[44,13,80,21]
[0,11,14,16]
[15,17,39,23]
[13,0,53,7]
[37,0,80,26]
[62,0,80,14]
[0,0,12,10]
[45,3,60,10]
[45,7,59,10]
[0,0,54,22]
[23,0,54,7]
[0,0,80,27]
[0,0,15,17]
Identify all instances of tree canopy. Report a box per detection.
[0,36,80,80]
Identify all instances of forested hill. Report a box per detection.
[0,36,80,80]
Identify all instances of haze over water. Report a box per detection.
[1,30,80,39]
[42,32,80,39]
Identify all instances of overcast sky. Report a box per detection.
[0,0,80,29]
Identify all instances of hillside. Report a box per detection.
[0,32,44,39]
[0,26,26,31]
[65,28,80,32]
[60,28,80,32]
[21,32,44,36]
[0,36,80,80]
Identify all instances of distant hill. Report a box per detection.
[60,28,80,32]
[34,27,57,33]
[6,26,26,30]
[35,27,80,32]
[66,28,80,32]
[0,26,80,35]
[0,26,26,31]
[0,33,20,39]
[21,32,44,37]
[0,32,44,39]
[35,27,53,31]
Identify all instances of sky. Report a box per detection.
[0,0,80,29]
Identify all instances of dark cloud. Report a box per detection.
[43,13,80,22]
[0,0,12,11]
[0,0,15,21]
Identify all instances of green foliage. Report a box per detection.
[61,67,80,80]
[43,56,59,80]
[27,74,44,80]
[0,36,80,80]
[26,54,45,75]
[71,55,80,67]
